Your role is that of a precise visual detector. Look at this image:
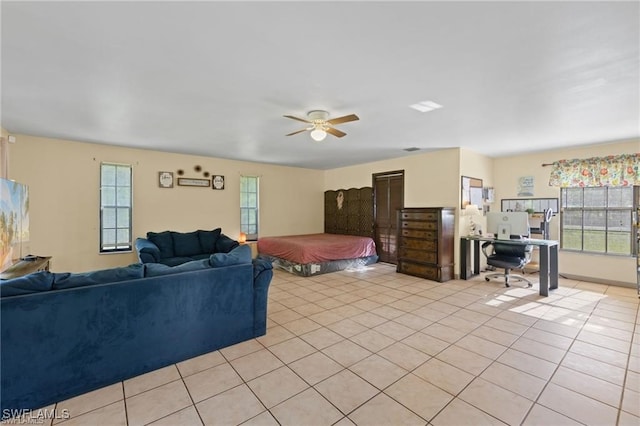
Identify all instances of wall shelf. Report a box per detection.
[501,198,558,215]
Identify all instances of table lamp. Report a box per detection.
[464,205,482,236]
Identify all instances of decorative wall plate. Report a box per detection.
[159,171,174,188]
[212,175,225,190]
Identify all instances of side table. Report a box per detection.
[1,256,52,280]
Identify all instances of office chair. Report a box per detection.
[481,240,533,288]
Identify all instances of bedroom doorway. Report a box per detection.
[373,170,404,264]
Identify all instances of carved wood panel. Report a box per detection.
[324,187,374,238]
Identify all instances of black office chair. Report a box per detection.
[482,240,533,288]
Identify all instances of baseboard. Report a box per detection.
[557,273,636,289]
[455,271,636,289]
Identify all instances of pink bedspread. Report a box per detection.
[257,233,377,264]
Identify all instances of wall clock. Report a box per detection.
[158,171,174,188]
[212,175,225,190]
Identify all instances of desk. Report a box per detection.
[460,236,558,297]
[1,256,52,280]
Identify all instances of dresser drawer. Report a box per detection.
[400,238,437,251]
[401,229,436,239]
[400,221,437,230]
[398,248,437,263]
[398,262,440,281]
[400,211,438,221]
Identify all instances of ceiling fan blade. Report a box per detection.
[326,114,359,125]
[325,127,346,138]
[286,128,309,136]
[284,115,311,123]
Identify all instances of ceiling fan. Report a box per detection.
[284,110,359,141]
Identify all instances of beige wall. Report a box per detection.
[493,138,639,200]
[493,138,639,285]
[8,134,324,272]
[459,149,494,270]
[324,148,460,208]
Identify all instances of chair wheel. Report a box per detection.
[485,277,490,281]
[505,283,510,288]
[526,283,532,288]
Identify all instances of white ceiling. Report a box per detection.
[2,1,639,170]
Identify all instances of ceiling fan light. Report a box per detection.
[310,129,327,141]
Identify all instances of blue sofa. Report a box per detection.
[135,228,239,266]
[0,245,273,413]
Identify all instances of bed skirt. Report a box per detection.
[257,254,379,277]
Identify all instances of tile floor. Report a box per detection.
[12,264,640,425]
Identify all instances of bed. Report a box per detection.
[258,187,379,277]
[257,233,378,277]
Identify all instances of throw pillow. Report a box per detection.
[144,259,211,277]
[135,237,161,263]
[147,231,174,259]
[52,264,145,290]
[215,234,240,253]
[209,244,251,267]
[198,228,222,253]
[138,247,160,263]
[171,231,202,257]
[0,271,55,297]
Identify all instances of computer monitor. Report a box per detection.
[486,212,530,240]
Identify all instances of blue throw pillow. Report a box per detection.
[172,231,202,257]
[215,234,240,253]
[52,264,144,290]
[0,271,55,297]
[144,259,211,277]
[135,237,161,263]
[147,231,174,259]
[138,247,160,263]
[198,228,222,253]
[209,244,251,267]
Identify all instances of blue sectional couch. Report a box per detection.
[135,228,239,266]
[0,245,273,413]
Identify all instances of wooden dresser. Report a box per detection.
[396,207,455,282]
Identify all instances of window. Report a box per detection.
[560,186,637,255]
[240,176,259,241]
[100,163,132,252]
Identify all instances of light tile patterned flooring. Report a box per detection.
[23,264,640,425]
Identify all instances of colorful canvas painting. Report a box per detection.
[0,178,29,272]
